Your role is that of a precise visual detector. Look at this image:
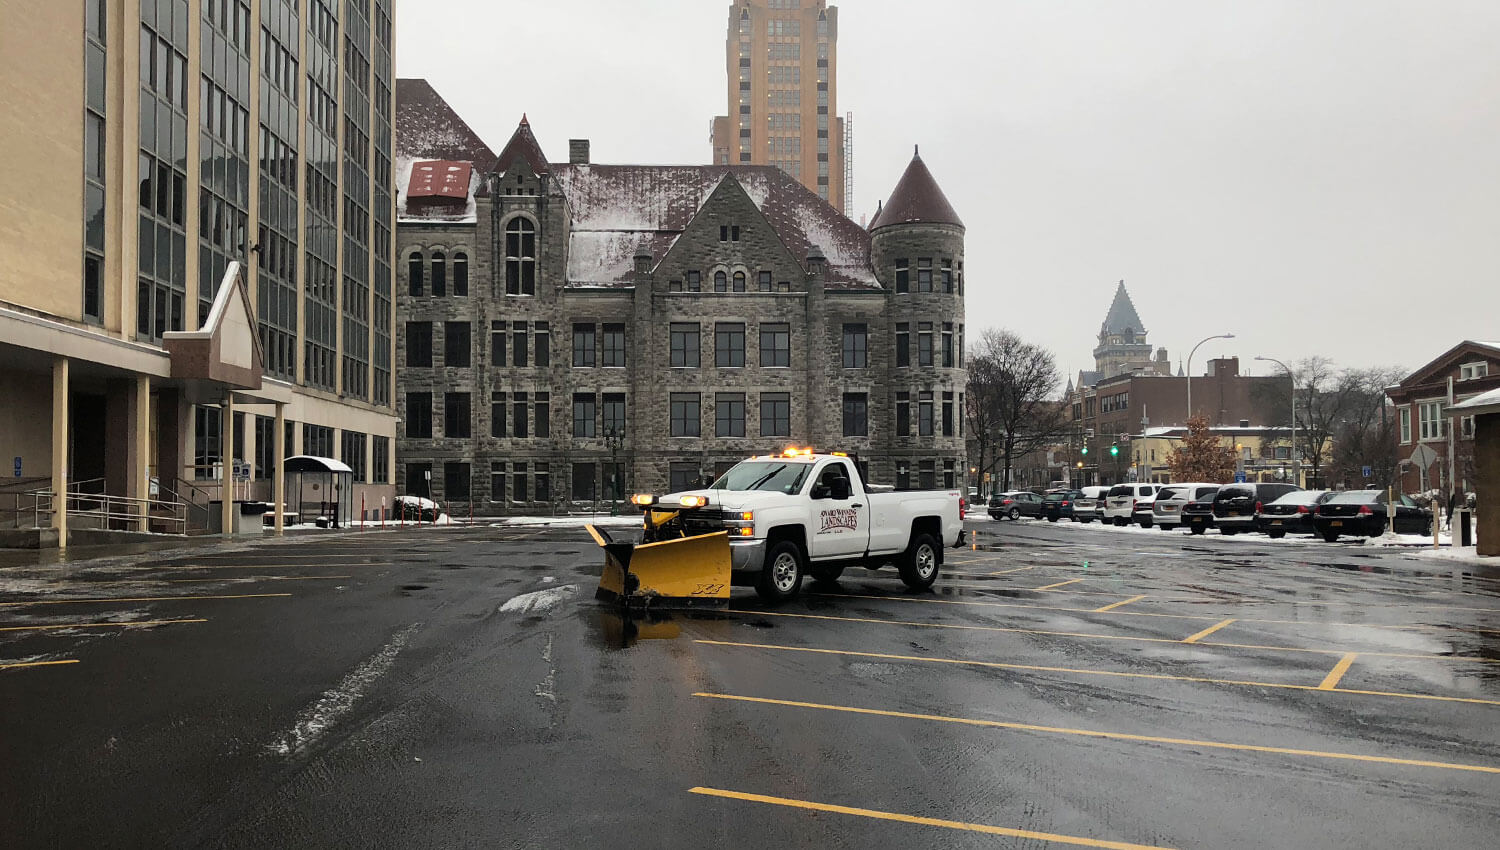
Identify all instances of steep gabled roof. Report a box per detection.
[394,79,497,175]
[1100,280,1147,336]
[869,148,963,230]
[551,164,878,290]
[495,114,550,177]
[1397,340,1500,389]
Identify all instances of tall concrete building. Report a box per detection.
[710,0,846,214]
[0,0,397,545]
[396,83,965,513]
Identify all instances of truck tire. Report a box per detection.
[810,565,844,584]
[756,540,805,603]
[898,533,940,591]
[1267,530,1286,539]
[1138,517,1153,529]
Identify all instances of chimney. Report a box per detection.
[806,246,827,277]
[633,246,653,275]
[569,139,590,165]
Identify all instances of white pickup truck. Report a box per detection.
[666,450,968,602]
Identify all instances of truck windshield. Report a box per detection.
[710,461,812,494]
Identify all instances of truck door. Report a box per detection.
[808,460,868,560]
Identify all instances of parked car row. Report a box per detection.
[991,482,1434,543]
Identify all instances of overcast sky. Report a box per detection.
[395,1,1500,382]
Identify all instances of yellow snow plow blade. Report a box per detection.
[588,524,731,608]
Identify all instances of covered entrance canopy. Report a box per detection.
[284,456,354,528]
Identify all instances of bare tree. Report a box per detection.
[1327,367,1405,489]
[965,329,1071,491]
[1291,356,1360,487]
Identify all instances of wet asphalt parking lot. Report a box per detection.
[2,518,1498,849]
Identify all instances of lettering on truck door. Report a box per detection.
[808,460,867,560]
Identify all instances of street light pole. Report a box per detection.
[1186,333,1235,424]
[1255,356,1299,489]
[604,425,624,516]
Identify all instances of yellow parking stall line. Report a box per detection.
[989,566,1035,575]
[694,640,1500,707]
[811,591,1500,636]
[687,787,1174,850]
[1183,619,1237,644]
[695,693,1500,776]
[720,608,1500,665]
[1094,594,1147,613]
[0,593,292,608]
[1034,578,1084,591]
[141,563,391,571]
[1,659,79,671]
[1319,653,1359,690]
[0,618,206,633]
[163,575,352,583]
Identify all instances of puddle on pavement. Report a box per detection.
[592,609,683,649]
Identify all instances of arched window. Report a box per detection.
[505,218,536,295]
[453,252,468,296]
[431,251,446,296]
[732,271,746,292]
[714,270,727,292]
[408,252,424,296]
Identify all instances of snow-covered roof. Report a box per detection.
[285,455,353,474]
[1453,387,1500,414]
[395,156,481,224]
[552,164,879,290]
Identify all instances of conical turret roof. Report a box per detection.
[870,146,962,230]
[1100,280,1146,336]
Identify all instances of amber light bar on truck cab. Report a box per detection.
[629,493,712,510]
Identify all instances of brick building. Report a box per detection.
[1386,340,1500,495]
[394,82,966,514]
[1064,285,1286,485]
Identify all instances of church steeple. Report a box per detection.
[1092,280,1165,379]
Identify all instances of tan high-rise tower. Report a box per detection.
[711,1,845,213]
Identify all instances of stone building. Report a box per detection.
[394,81,966,513]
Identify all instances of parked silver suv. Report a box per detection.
[1151,484,1221,531]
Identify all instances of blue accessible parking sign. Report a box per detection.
[1362,466,1373,478]
[13,457,20,477]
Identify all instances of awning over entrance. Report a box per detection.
[285,456,354,474]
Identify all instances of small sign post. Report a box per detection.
[1362,465,1372,479]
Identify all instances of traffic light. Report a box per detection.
[1109,444,1120,458]
[1081,446,1089,456]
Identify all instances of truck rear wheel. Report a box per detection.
[756,540,804,603]
[898,533,940,591]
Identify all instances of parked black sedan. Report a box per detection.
[1257,490,1336,538]
[1313,490,1432,542]
[1040,490,1082,522]
[1181,496,1217,534]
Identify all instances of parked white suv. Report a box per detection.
[1070,486,1109,523]
[1104,483,1162,527]
[1151,484,1220,531]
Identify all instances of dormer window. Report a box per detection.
[1460,362,1489,381]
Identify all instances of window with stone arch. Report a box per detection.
[407,250,424,296]
[431,250,447,296]
[714,270,728,293]
[452,251,468,296]
[732,271,746,292]
[505,217,537,296]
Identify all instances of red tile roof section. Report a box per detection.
[394,79,497,193]
[869,149,963,230]
[407,160,473,200]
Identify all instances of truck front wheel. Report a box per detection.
[756,540,805,603]
[898,533,940,591]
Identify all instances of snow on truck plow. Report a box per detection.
[589,449,967,609]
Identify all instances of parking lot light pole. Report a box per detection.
[1255,356,1299,489]
[1186,333,1235,424]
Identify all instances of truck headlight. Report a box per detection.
[677,495,709,509]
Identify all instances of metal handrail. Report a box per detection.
[24,489,187,534]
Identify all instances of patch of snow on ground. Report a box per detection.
[269,623,420,756]
[497,515,640,528]
[499,584,579,614]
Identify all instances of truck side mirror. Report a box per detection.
[831,479,851,500]
[811,484,830,500]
